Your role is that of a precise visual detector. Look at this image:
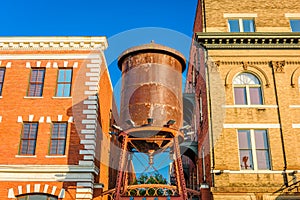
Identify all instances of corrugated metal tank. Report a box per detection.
[118,42,186,130]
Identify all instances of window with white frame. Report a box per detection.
[28,68,45,97]
[238,129,271,170]
[49,122,67,155]
[228,19,255,32]
[233,72,263,105]
[19,122,38,155]
[290,19,300,32]
[56,69,72,97]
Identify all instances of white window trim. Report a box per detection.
[224,13,258,18]
[285,13,300,18]
[237,129,271,171]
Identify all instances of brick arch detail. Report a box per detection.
[8,183,65,199]
[291,67,300,88]
[225,64,270,88]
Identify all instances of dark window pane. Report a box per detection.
[228,19,240,32]
[254,130,268,149]
[234,87,247,104]
[20,123,38,155]
[238,130,251,148]
[239,150,254,170]
[50,123,67,155]
[256,150,271,169]
[290,20,300,32]
[249,87,262,104]
[28,69,45,97]
[243,19,255,32]
[0,68,5,82]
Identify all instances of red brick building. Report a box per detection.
[0,37,114,199]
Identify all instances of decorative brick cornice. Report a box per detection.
[196,32,300,49]
[0,36,108,50]
[270,60,286,73]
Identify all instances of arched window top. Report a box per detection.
[233,73,260,85]
[17,194,57,200]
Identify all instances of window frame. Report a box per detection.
[27,68,46,97]
[233,72,263,105]
[49,122,68,155]
[237,129,271,171]
[55,68,73,97]
[19,122,39,155]
[228,18,255,32]
[0,68,6,96]
[16,193,58,200]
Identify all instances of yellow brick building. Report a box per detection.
[186,0,300,199]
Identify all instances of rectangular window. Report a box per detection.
[228,19,255,32]
[56,69,72,97]
[249,87,262,104]
[28,69,45,97]
[0,68,5,96]
[50,123,67,155]
[20,123,38,155]
[238,129,271,170]
[290,19,300,32]
[234,87,247,104]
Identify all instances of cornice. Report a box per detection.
[196,32,300,49]
[0,36,108,50]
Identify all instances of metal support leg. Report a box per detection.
[174,136,188,200]
[115,134,129,200]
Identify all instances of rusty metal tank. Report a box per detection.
[118,42,186,132]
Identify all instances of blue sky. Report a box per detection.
[0,0,197,86]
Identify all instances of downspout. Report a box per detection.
[204,47,215,187]
[201,0,207,32]
[271,62,288,186]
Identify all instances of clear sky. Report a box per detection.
[0,0,197,86]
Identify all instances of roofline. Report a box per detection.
[195,32,300,49]
[0,36,108,50]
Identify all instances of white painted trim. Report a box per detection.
[0,36,108,50]
[212,169,298,174]
[222,105,278,108]
[23,96,43,99]
[68,117,74,123]
[45,155,67,158]
[52,96,72,99]
[46,116,51,123]
[0,54,100,60]
[290,105,300,108]
[29,114,34,122]
[0,164,98,173]
[57,115,63,122]
[223,124,280,128]
[223,13,258,18]
[292,124,300,128]
[285,13,300,18]
[6,62,11,68]
[15,155,37,158]
[17,116,23,123]
[39,117,44,123]
[0,116,2,123]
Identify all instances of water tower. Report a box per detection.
[114,42,188,200]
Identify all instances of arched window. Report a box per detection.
[233,73,262,105]
[17,194,57,200]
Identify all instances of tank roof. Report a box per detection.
[117,42,186,72]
